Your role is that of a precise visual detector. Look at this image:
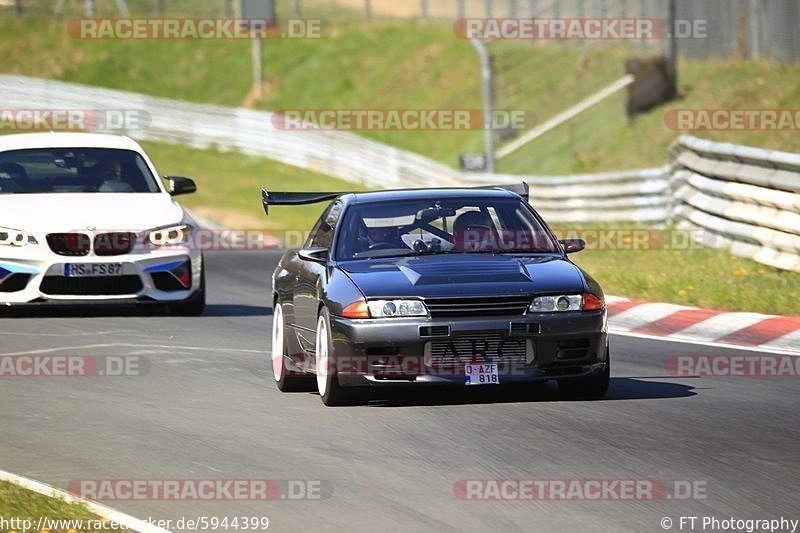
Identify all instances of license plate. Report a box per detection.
[465,363,499,386]
[65,263,123,278]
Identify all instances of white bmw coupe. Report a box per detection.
[0,132,205,314]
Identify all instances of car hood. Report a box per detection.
[339,254,587,299]
[0,193,187,233]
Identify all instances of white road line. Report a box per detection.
[760,330,800,354]
[2,343,267,356]
[610,329,800,356]
[0,469,171,533]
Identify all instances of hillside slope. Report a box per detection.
[1,16,798,175]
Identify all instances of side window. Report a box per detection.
[309,201,342,250]
[311,222,334,250]
[304,218,323,248]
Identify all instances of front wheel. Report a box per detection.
[558,346,610,399]
[315,308,359,406]
[272,302,307,392]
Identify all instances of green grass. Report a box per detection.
[0,481,127,533]
[572,245,800,316]
[1,16,798,174]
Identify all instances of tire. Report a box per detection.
[167,265,206,316]
[558,345,610,399]
[315,308,359,406]
[272,302,308,392]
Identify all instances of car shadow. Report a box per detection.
[202,304,272,317]
[0,303,271,318]
[361,377,697,408]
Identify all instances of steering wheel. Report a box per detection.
[368,242,399,251]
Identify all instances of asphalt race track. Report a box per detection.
[1,250,798,532]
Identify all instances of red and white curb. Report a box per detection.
[0,469,171,533]
[606,296,800,355]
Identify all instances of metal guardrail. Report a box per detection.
[0,74,464,190]
[461,167,671,225]
[0,75,798,271]
[669,135,800,272]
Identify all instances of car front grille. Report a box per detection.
[426,332,531,368]
[47,233,91,257]
[39,275,143,296]
[424,296,531,318]
[94,232,137,256]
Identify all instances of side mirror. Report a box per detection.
[166,176,197,196]
[298,247,329,264]
[559,238,586,254]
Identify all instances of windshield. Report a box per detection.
[335,197,560,260]
[0,148,160,194]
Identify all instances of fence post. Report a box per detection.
[292,0,301,17]
[527,0,536,18]
[469,39,496,173]
[364,0,371,19]
[484,0,492,18]
[224,0,233,17]
[747,0,760,60]
[85,0,96,16]
[457,0,465,19]
[155,0,164,15]
[509,0,518,18]
[13,0,22,17]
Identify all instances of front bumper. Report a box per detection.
[323,311,608,387]
[0,246,202,305]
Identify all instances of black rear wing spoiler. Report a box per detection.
[261,183,529,215]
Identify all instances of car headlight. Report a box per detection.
[341,299,429,319]
[147,224,192,247]
[0,227,37,247]
[368,300,429,318]
[530,294,604,313]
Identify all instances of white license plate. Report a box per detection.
[465,363,500,386]
[65,263,123,278]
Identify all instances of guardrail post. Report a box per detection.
[469,38,496,173]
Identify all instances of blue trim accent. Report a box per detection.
[144,260,188,273]
[0,262,40,276]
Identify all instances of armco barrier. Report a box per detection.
[0,75,797,271]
